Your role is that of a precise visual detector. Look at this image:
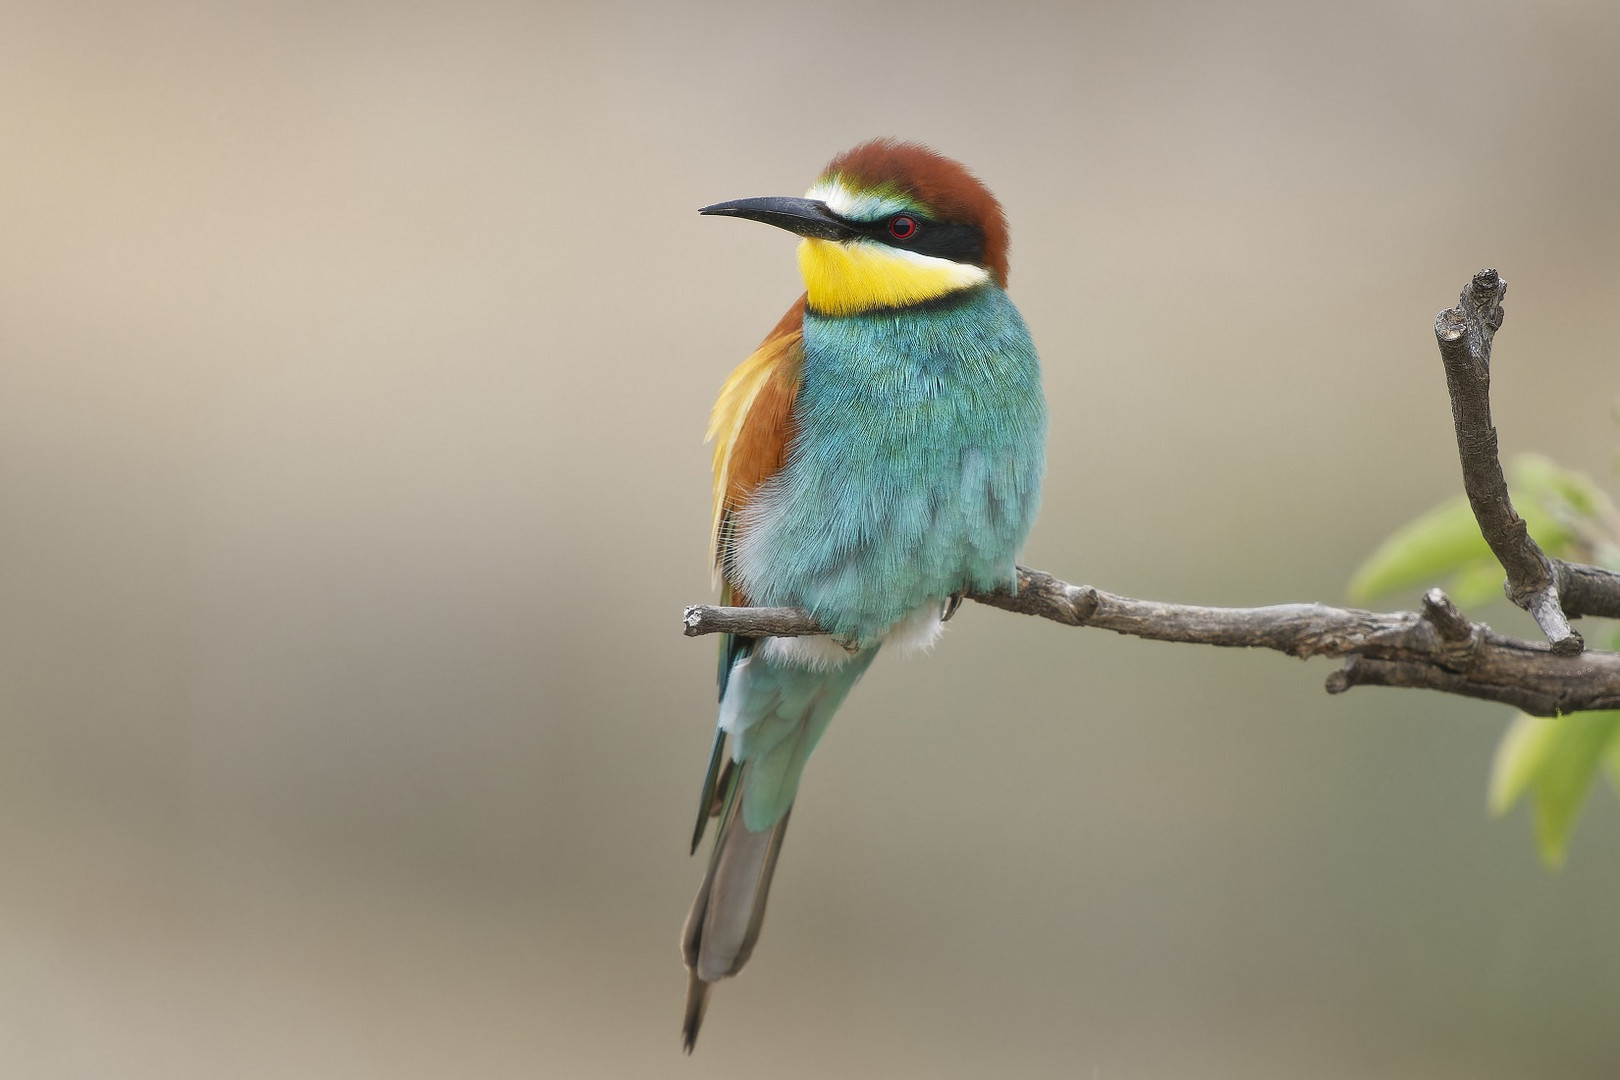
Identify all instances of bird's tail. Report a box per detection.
[680,645,877,1052]
[680,765,790,1052]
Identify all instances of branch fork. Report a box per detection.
[1435,270,1576,652]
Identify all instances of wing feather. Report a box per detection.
[695,297,807,847]
[706,296,806,575]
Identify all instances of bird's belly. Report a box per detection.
[733,434,1033,648]
[731,287,1045,650]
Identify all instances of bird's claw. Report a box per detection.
[942,592,964,622]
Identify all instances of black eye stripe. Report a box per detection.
[882,220,985,266]
[823,208,988,268]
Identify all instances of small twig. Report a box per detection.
[1435,269,1583,654]
[1421,587,1474,643]
[683,605,817,639]
[1553,561,1620,621]
[1430,268,1620,631]
[683,568,1620,717]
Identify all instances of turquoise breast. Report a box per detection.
[730,285,1047,645]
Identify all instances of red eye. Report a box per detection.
[888,215,917,240]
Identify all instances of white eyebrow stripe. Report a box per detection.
[805,177,913,223]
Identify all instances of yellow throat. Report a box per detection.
[797,237,989,316]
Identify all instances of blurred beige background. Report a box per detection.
[3,1,1619,1076]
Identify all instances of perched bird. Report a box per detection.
[682,139,1047,1050]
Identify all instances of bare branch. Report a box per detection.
[1432,268,1620,653]
[1421,587,1474,643]
[683,567,1620,717]
[683,605,821,639]
[1553,560,1620,621]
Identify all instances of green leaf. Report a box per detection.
[1489,713,1557,817]
[1446,559,1509,607]
[1505,458,1601,565]
[1353,453,1620,867]
[1512,453,1611,528]
[1605,733,1620,797]
[1489,711,1620,868]
[1346,455,1603,605]
[1347,495,1494,604]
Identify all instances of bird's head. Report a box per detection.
[701,139,1009,317]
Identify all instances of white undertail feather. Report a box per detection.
[729,605,947,687]
[885,603,948,656]
[754,634,861,672]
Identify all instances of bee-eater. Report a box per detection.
[682,139,1047,1050]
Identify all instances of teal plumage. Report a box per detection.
[682,139,1047,1050]
[722,646,879,833]
[734,286,1045,645]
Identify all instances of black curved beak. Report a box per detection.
[698,197,857,241]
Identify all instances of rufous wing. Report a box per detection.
[694,296,807,849]
[706,295,806,584]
